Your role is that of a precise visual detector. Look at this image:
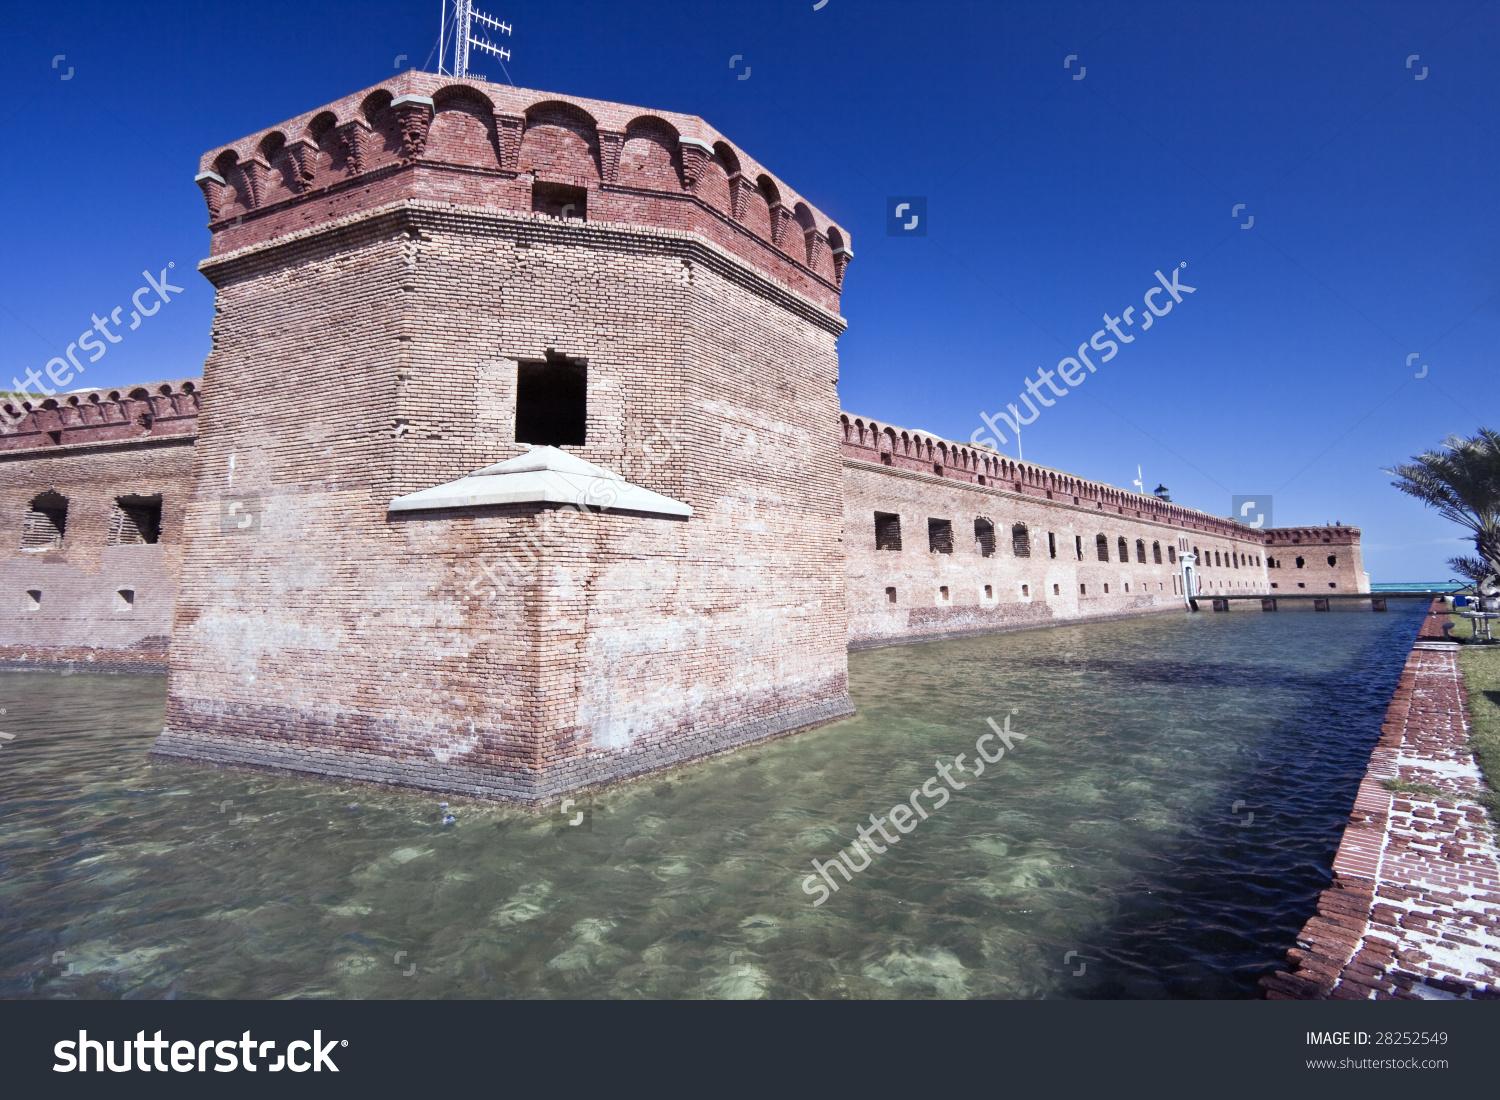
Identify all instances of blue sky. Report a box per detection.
[3,1,1495,580]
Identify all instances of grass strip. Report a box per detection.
[1455,645,1500,822]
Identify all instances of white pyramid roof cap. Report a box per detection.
[388,445,691,517]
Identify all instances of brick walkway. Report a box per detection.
[1262,603,1500,1000]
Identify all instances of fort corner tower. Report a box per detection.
[153,74,855,801]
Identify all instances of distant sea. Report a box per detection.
[1369,581,1464,593]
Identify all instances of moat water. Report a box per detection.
[0,602,1429,999]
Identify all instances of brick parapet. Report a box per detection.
[0,379,200,453]
[841,412,1264,540]
[194,75,850,313]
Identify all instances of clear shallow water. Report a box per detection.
[0,602,1427,1000]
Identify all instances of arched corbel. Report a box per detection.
[596,129,624,183]
[285,136,320,191]
[391,94,435,162]
[194,170,226,220]
[678,136,714,192]
[495,112,524,171]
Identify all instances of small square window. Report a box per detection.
[24,589,41,611]
[875,512,903,551]
[1104,583,1110,594]
[116,588,135,610]
[939,585,950,601]
[885,586,897,604]
[1079,583,1086,595]
[984,585,993,598]
[1021,584,1029,597]
[531,181,587,220]
[1053,584,1060,595]
[515,354,587,446]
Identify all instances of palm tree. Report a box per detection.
[1385,429,1500,585]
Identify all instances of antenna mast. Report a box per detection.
[443,0,512,80]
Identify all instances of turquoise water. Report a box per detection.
[0,602,1427,999]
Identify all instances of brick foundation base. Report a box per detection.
[150,694,853,804]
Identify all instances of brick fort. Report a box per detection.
[0,75,1370,802]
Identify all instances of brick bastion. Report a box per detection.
[150,75,857,803]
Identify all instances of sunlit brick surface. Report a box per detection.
[1263,605,1500,999]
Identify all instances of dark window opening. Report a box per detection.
[1075,535,1083,560]
[116,588,135,609]
[25,589,41,610]
[975,518,996,557]
[1095,533,1109,562]
[1327,554,1337,567]
[1011,523,1031,557]
[977,475,986,485]
[531,181,587,220]
[928,518,954,554]
[1168,546,1177,564]
[939,585,950,601]
[1021,584,1030,596]
[1048,532,1057,559]
[1052,584,1060,595]
[1152,541,1162,564]
[1295,556,1305,569]
[934,464,943,476]
[1135,538,1147,564]
[875,512,902,551]
[108,495,162,545]
[21,492,67,550]
[515,354,587,446]
[984,584,994,598]
[1080,583,1087,594]
[885,586,897,604]
[1118,536,1129,562]
[880,452,892,466]
[1214,550,1222,567]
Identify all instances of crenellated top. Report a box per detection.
[195,75,852,312]
[839,411,1265,540]
[0,379,200,453]
[1261,526,1362,546]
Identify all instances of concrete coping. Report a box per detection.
[387,445,692,517]
[194,171,226,185]
[390,94,435,109]
[678,136,716,153]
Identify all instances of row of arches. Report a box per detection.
[2,382,197,435]
[202,86,848,283]
[839,413,1253,538]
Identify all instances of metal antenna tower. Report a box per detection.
[440,0,511,80]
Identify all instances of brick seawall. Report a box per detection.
[1262,602,1500,999]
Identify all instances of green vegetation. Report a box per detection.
[1386,428,1500,585]
[1456,646,1500,822]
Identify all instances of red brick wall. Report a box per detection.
[837,413,1293,644]
[193,75,849,315]
[1263,526,1370,594]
